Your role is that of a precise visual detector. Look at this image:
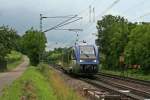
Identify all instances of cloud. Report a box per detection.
[1,0,150,50]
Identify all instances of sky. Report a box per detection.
[0,0,150,50]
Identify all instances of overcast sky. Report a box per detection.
[0,0,150,50]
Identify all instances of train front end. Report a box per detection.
[74,45,99,75]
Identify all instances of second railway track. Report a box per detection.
[88,73,150,100]
[98,72,150,87]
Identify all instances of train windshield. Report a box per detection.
[80,46,96,59]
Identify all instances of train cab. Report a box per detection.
[71,44,99,75]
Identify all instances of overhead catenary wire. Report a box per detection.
[57,1,97,35]
[44,17,82,32]
[53,28,83,31]
[42,15,82,19]
[45,0,123,49]
[44,0,97,33]
[43,15,78,32]
[95,0,121,20]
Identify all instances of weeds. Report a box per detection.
[38,63,84,100]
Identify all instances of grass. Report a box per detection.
[49,68,84,100]
[101,69,150,81]
[0,64,84,100]
[0,67,57,100]
[38,64,84,100]
[7,57,24,71]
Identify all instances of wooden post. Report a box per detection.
[119,53,125,77]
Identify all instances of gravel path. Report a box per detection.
[0,56,29,95]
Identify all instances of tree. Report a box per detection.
[0,26,18,71]
[96,15,129,69]
[124,24,150,74]
[20,28,47,66]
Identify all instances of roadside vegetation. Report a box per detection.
[6,51,23,71]
[0,26,20,71]
[0,66,57,100]
[38,64,84,100]
[0,64,84,100]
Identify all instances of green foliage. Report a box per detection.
[62,48,71,65]
[6,51,22,63]
[96,15,129,69]
[6,51,23,70]
[124,24,150,74]
[0,26,19,71]
[101,69,150,81]
[47,47,72,66]
[20,28,47,66]
[96,15,150,74]
[47,48,65,64]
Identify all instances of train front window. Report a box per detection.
[80,46,96,59]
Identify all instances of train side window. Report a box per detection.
[71,50,76,60]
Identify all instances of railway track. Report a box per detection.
[52,65,150,100]
[87,73,150,100]
[81,78,137,100]
[94,78,150,99]
[81,73,150,100]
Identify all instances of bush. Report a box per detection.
[6,51,22,63]
[37,63,50,76]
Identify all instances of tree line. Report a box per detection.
[0,26,47,71]
[96,15,150,74]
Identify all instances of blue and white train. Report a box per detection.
[61,43,99,75]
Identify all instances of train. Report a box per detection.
[60,43,99,75]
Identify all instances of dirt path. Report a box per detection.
[0,56,29,95]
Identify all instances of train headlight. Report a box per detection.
[93,60,97,62]
[80,60,84,62]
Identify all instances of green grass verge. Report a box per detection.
[101,69,150,81]
[0,67,57,100]
[38,64,84,100]
[0,64,84,100]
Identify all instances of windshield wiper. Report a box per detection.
[81,51,89,57]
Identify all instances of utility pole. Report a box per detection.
[93,7,95,22]
[89,5,92,23]
[40,14,43,32]
[39,14,42,63]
